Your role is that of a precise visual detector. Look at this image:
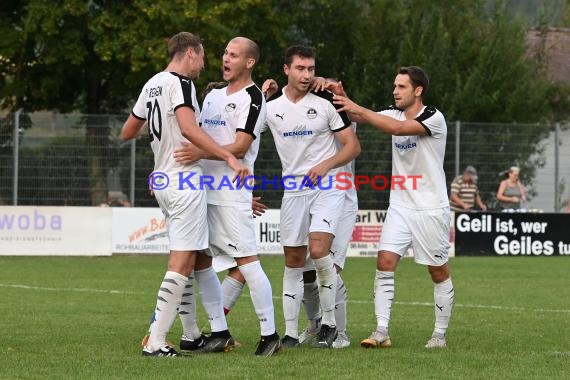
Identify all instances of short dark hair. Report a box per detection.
[398,66,429,97]
[168,32,202,60]
[284,45,316,66]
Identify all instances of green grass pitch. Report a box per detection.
[0,255,569,379]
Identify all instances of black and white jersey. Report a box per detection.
[379,105,449,210]
[264,87,351,194]
[132,71,201,184]
[200,84,265,205]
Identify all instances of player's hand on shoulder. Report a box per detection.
[310,77,327,92]
[333,93,362,116]
[262,79,278,99]
[326,80,347,96]
[173,142,202,164]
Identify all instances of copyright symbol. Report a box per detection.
[148,172,169,190]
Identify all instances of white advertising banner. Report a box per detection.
[108,208,455,258]
[347,209,386,257]
[111,208,168,254]
[110,208,284,255]
[254,209,282,255]
[0,206,111,256]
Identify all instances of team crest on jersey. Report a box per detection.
[306,108,317,119]
[225,103,237,112]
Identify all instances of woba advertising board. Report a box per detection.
[454,212,570,256]
[0,206,111,256]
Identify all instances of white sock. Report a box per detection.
[313,255,337,328]
[283,267,304,339]
[147,271,187,351]
[221,275,244,314]
[178,272,201,340]
[374,270,395,331]
[239,261,275,336]
[302,272,321,330]
[195,266,228,333]
[433,278,454,336]
[335,274,348,333]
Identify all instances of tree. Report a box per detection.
[1,0,568,207]
[0,0,291,205]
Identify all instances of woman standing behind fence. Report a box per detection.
[496,166,526,210]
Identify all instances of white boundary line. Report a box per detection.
[3,283,570,314]
[0,283,142,295]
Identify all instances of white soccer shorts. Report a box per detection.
[153,187,208,251]
[378,204,450,266]
[206,203,258,260]
[280,188,345,247]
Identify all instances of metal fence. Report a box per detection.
[1,111,569,212]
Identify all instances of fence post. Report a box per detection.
[130,138,136,206]
[13,109,23,206]
[554,123,560,212]
[455,120,461,177]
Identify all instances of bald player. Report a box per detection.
[174,37,281,357]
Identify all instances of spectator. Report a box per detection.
[449,166,486,212]
[496,166,526,210]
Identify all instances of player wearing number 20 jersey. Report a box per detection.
[132,71,202,187]
[122,32,247,357]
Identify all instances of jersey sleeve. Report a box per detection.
[415,106,446,137]
[170,74,197,113]
[236,86,265,140]
[131,89,147,120]
[313,90,351,132]
[377,105,401,118]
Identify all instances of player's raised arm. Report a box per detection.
[333,93,426,136]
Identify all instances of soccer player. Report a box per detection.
[264,46,360,348]
[172,37,281,356]
[333,66,454,348]
[121,32,248,357]
[263,78,358,349]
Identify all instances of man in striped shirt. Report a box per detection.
[449,166,487,212]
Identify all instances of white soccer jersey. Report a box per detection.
[264,88,351,194]
[132,71,202,186]
[200,84,265,205]
[379,106,449,210]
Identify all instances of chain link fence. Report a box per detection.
[1,112,568,212]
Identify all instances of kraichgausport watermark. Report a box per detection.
[148,171,422,191]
